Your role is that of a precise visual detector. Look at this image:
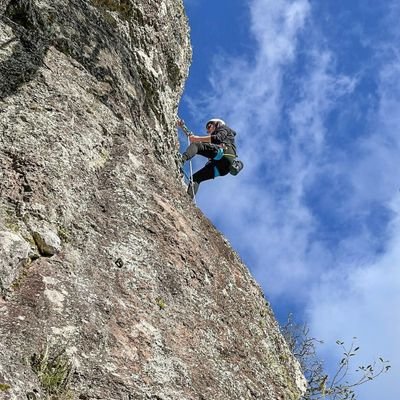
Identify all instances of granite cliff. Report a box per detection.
[0,0,306,399]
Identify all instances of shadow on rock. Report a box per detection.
[0,0,51,99]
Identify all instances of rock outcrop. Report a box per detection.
[0,0,306,399]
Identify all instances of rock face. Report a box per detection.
[0,1,306,399]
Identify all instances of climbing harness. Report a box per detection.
[212,148,224,177]
[213,147,224,161]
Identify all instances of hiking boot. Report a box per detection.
[187,181,199,199]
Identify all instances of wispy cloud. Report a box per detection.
[183,1,400,397]
[307,197,400,399]
[307,34,400,399]
[185,0,356,299]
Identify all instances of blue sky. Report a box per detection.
[178,0,399,398]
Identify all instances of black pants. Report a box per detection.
[182,142,233,198]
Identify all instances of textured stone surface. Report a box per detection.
[0,230,31,293]
[31,222,62,256]
[0,0,306,399]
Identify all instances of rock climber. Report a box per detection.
[177,118,237,198]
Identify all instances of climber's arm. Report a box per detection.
[189,135,211,143]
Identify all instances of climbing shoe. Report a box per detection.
[187,181,199,199]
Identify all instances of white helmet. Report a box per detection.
[205,118,226,129]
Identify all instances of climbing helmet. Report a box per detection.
[206,118,226,130]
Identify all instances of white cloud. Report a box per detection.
[307,197,400,400]
[305,13,400,398]
[349,61,400,207]
[187,0,357,300]
[250,0,310,64]
[184,1,400,397]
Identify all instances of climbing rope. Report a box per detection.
[187,134,196,204]
[177,118,196,204]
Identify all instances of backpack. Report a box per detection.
[229,159,244,175]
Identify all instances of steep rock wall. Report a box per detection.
[0,0,306,399]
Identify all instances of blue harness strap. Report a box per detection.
[212,147,224,177]
[213,147,224,160]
